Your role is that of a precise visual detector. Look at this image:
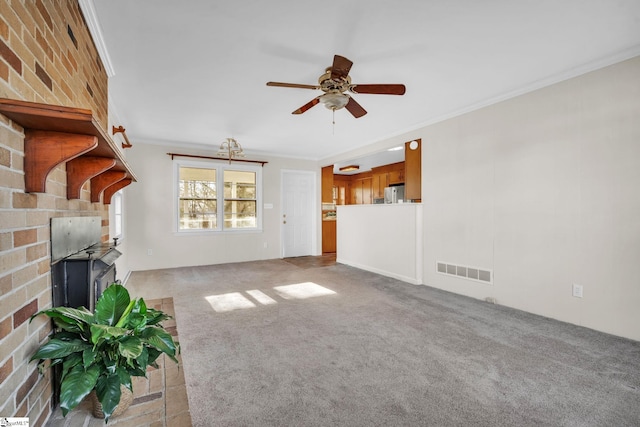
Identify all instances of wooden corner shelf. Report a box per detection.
[0,98,137,203]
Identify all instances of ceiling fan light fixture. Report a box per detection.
[320,92,349,110]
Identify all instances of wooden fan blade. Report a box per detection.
[292,96,322,115]
[345,96,367,118]
[350,84,406,95]
[267,82,320,90]
[330,55,353,80]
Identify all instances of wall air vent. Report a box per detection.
[436,261,492,284]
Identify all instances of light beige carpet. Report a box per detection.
[127,259,640,427]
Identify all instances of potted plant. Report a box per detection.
[30,284,179,422]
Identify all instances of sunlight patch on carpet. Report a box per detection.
[206,292,256,312]
[274,282,337,300]
[205,283,337,313]
[246,289,277,305]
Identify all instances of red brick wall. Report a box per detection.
[0,1,110,425]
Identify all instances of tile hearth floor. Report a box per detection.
[45,298,192,427]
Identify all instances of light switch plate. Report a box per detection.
[572,284,583,298]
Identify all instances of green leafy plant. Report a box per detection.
[30,284,179,422]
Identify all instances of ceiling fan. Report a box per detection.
[266,54,406,118]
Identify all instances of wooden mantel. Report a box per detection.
[0,98,137,203]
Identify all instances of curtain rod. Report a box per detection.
[166,152,268,166]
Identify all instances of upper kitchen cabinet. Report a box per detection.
[404,139,421,202]
[387,162,405,185]
[333,175,351,205]
[351,172,373,205]
[372,171,388,199]
[372,162,405,199]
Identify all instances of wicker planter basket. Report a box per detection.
[89,385,134,419]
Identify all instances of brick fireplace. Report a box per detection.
[0,2,119,425]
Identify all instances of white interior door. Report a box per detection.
[281,170,316,258]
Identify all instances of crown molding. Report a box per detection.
[78,0,115,77]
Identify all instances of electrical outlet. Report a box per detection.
[263,242,268,248]
[147,249,153,256]
[572,284,583,298]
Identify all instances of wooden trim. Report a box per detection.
[404,139,421,201]
[167,152,268,166]
[66,156,116,199]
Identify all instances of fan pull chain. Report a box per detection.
[332,108,336,135]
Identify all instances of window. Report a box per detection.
[109,190,123,238]
[223,170,257,229]
[179,167,217,229]
[176,161,262,232]
[113,191,123,236]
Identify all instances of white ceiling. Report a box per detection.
[89,0,640,163]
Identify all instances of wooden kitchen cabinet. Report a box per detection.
[388,168,404,185]
[351,175,372,204]
[371,162,404,199]
[362,177,372,204]
[351,182,361,204]
[322,219,337,253]
[387,162,405,185]
[372,171,388,199]
[333,175,351,205]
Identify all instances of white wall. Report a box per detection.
[420,56,640,341]
[123,142,319,271]
[337,204,423,284]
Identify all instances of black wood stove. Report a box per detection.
[50,216,121,312]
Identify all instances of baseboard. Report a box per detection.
[120,270,132,286]
[337,258,422,285]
